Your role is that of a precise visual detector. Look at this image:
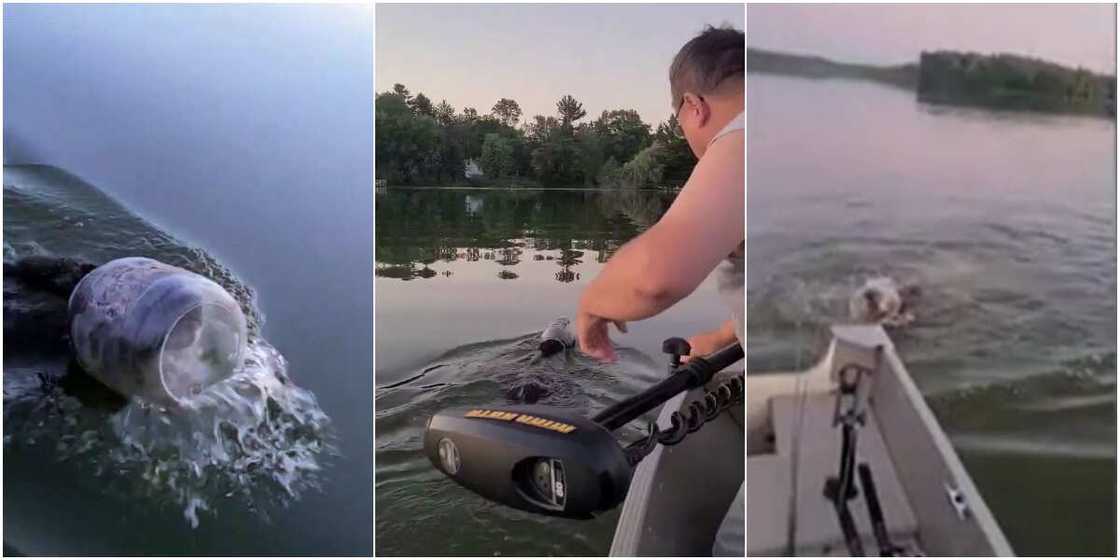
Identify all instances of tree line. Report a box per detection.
[375,84,696,188]
[917,51,1116,116]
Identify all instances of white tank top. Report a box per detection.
[709,111,745,344]
[707,111,744,150]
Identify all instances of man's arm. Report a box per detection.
[579,132,744,321]
[577,132,743,361]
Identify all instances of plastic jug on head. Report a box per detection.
[68,257,248,406]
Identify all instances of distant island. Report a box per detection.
[747,48,918,89]
[747,47,1116,117]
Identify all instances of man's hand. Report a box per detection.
[683,320,738,362]
[576,311,628,362]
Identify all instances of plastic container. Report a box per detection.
[539,317,575,357]
[68,257,248,405]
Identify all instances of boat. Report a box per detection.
[745,325,1013,556]
[610,367,745,556]
[425,324,1012,555]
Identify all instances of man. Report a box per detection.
[577,25,744,361]
[575,25,744,557]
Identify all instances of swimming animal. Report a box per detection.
[849,276,921,327]
[505,318,577,403]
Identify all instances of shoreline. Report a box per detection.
[375,185,680,193]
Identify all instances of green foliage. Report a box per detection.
[409,93,435,117]
[376,86,695,188]
[596,157,622,187]
[593,109,652,164]
[557,95,587,126]
[491,98,523,127]
[530,132,580,186]
[918,51,1117,115]
[375,92,440,184]
[618,142,667,188]
[653,114,695,185]
[480,133,515,179]
[434,100,456,127]
[525,115,560,144]
[575,126,605,186]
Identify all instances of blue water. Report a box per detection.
[4,5,373,554]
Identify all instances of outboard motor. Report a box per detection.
[538,317,575,357]
[425,339,745,519]
[68,257,248,406]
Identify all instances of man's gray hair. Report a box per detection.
[669,25,745,109]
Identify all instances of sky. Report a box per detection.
[748,4,1116,74]
[376,4,744,128]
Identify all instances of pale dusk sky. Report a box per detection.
[376,4,744,128]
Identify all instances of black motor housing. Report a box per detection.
[424,405,632,518]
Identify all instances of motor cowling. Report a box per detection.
[424,405,632,518]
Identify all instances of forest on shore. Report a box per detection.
[375,84,695,188]
[747,47,1116,117]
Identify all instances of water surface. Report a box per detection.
[3,5,372,555]
[748,74,1116,555]
[375,188,734,555]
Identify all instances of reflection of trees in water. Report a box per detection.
[375,263,416,280]
[596,189,670,230]
[558,249,583,266]
[555,269,580,283]
[375,189,675,283]
[555,248,583,283]
[436,246,458,262]
[496,246,523,266]
[375,262,442,281]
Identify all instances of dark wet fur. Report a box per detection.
[57,359,129,412]
[4,256,97,299]
[3,256,99,358]
[502,341,582,403]
[4,256,119,407]
[505,381,550,404]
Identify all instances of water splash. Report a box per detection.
[3,165,336,528]
[5,332,336,529]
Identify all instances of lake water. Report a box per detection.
[3,5,372,555]
[748,74,1116,555]
[374,188,734,555]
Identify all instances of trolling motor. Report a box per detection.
[423,339,744,519]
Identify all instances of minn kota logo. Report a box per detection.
[464,409,577,434]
